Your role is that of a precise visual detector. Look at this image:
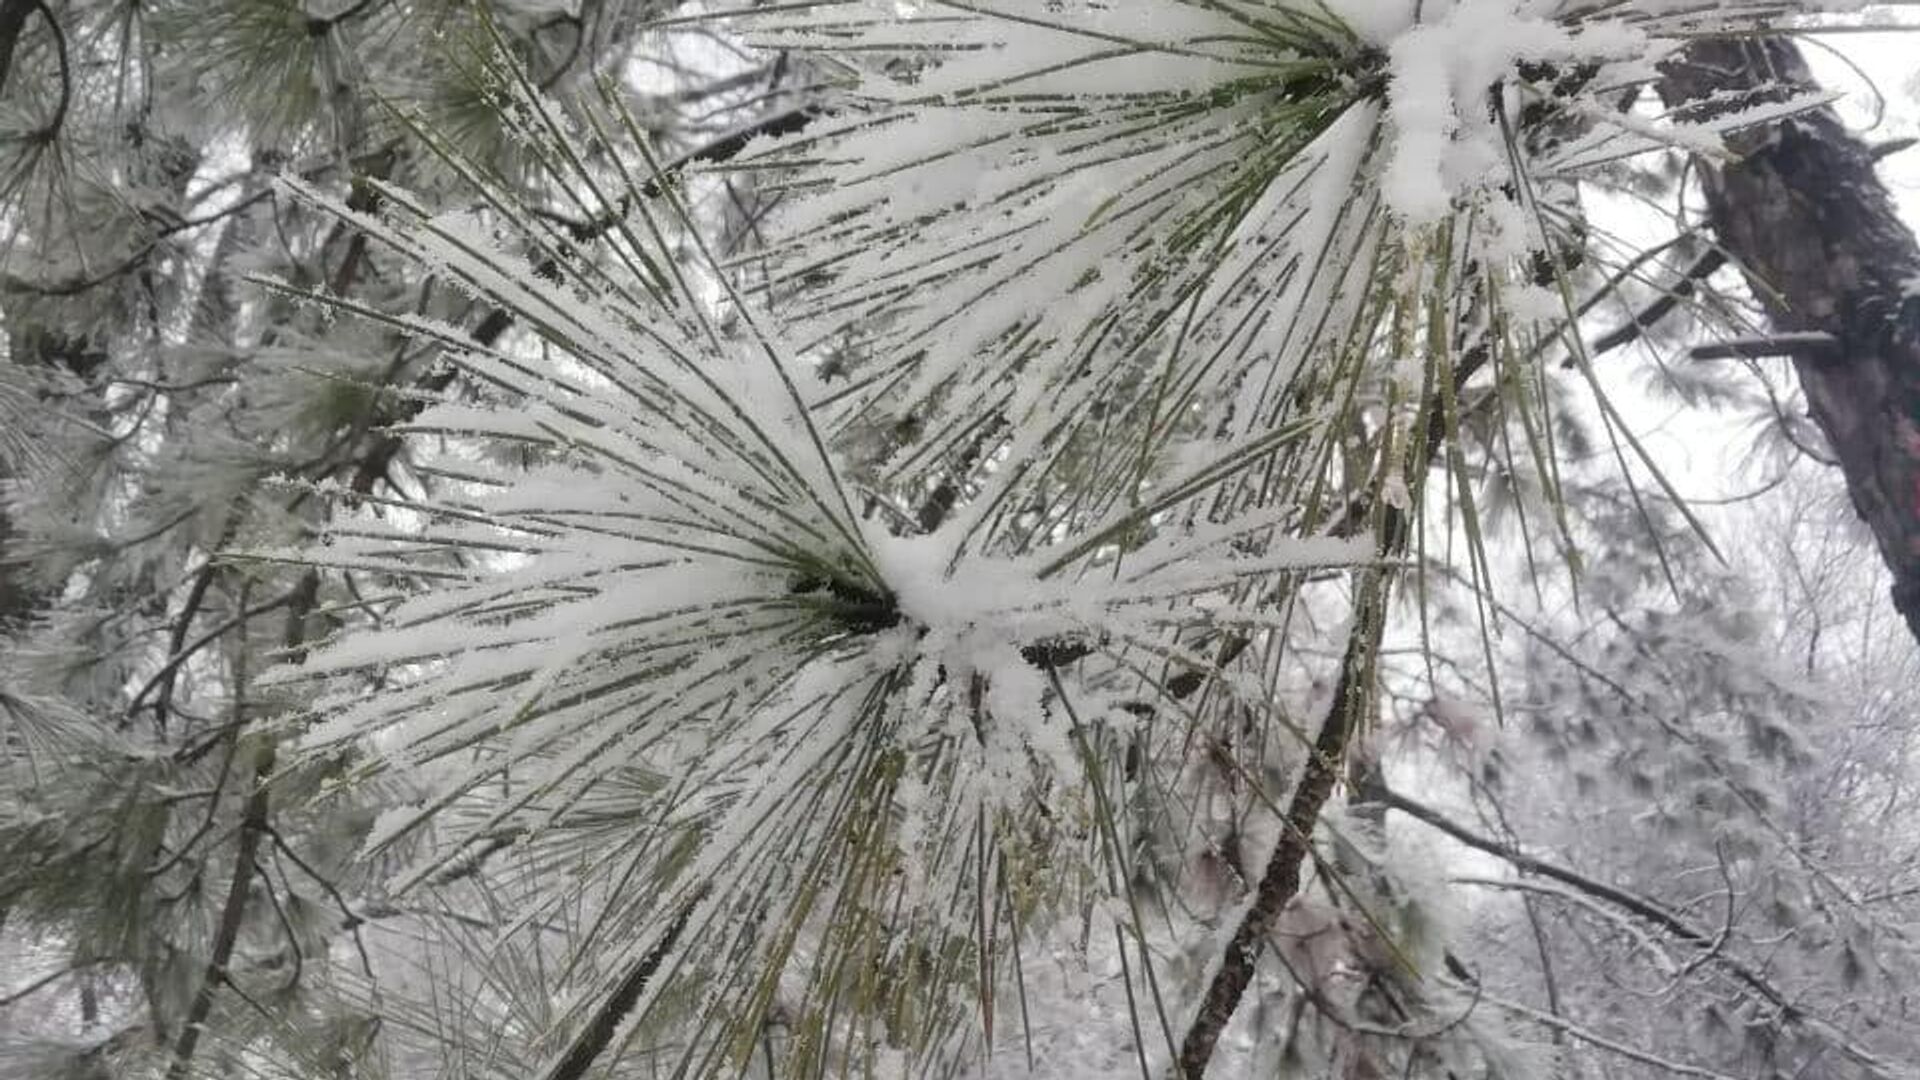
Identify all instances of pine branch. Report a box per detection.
[1174,325,1495,1074]
[536,893,701,1080]
[161,570,317,1080]
[162,749,272,1080]
[1174,570,1389,1077]
[367,105,827,492]
[478,99,823,338]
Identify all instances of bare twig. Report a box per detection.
[0,961,104,1007]
[127,588,297,721]
[162,571,317,1080]
[1478,993,1745,1080]
[1171,330,1499,1075]
[1,190,279,298]
[0,1,68,138]
[264,824,374,978]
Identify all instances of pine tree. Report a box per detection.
[4,3,1919,1079]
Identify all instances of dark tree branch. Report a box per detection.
[1688,331,1840,362]
[161,570,316,1079]
[1379,789,1763,992]
[537,894,700,1080]
[162,748,272,1080]
[1585,248,1729,360]
[1175,594,1388,1077]
[0,960,104,1007]
[1,190,279,298]
[1171,329,1502,1076]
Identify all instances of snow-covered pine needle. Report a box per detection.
[259,41,1379,1078]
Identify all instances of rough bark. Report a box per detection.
[1659,39,1920,643]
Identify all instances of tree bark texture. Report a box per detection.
[1660,39,1920,643]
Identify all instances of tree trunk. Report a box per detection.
[1659,39,1920,643]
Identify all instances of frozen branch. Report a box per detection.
[1384,788,1905,1079]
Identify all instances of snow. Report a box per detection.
[1380,1,1644,225]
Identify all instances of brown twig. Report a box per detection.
[1174,573,1390,1077]
[1172,319,1498,1074]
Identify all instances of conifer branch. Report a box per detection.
[1174,323,1492,1073]
[536,894,701,1080]
[162,749,272,1080]
[1174,560,1391,1078]
[161,570,318,1080]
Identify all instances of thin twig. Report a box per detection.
[162,571,318,1080]
[0,961,101,1007]
[127,588,297,721]
[1477,993,1745,1080]
[1,190,280,298]
[1171,335,1494,1075]
[161,747,272,1080]
[1173,598,1385,1078]
[264,824,375,978]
